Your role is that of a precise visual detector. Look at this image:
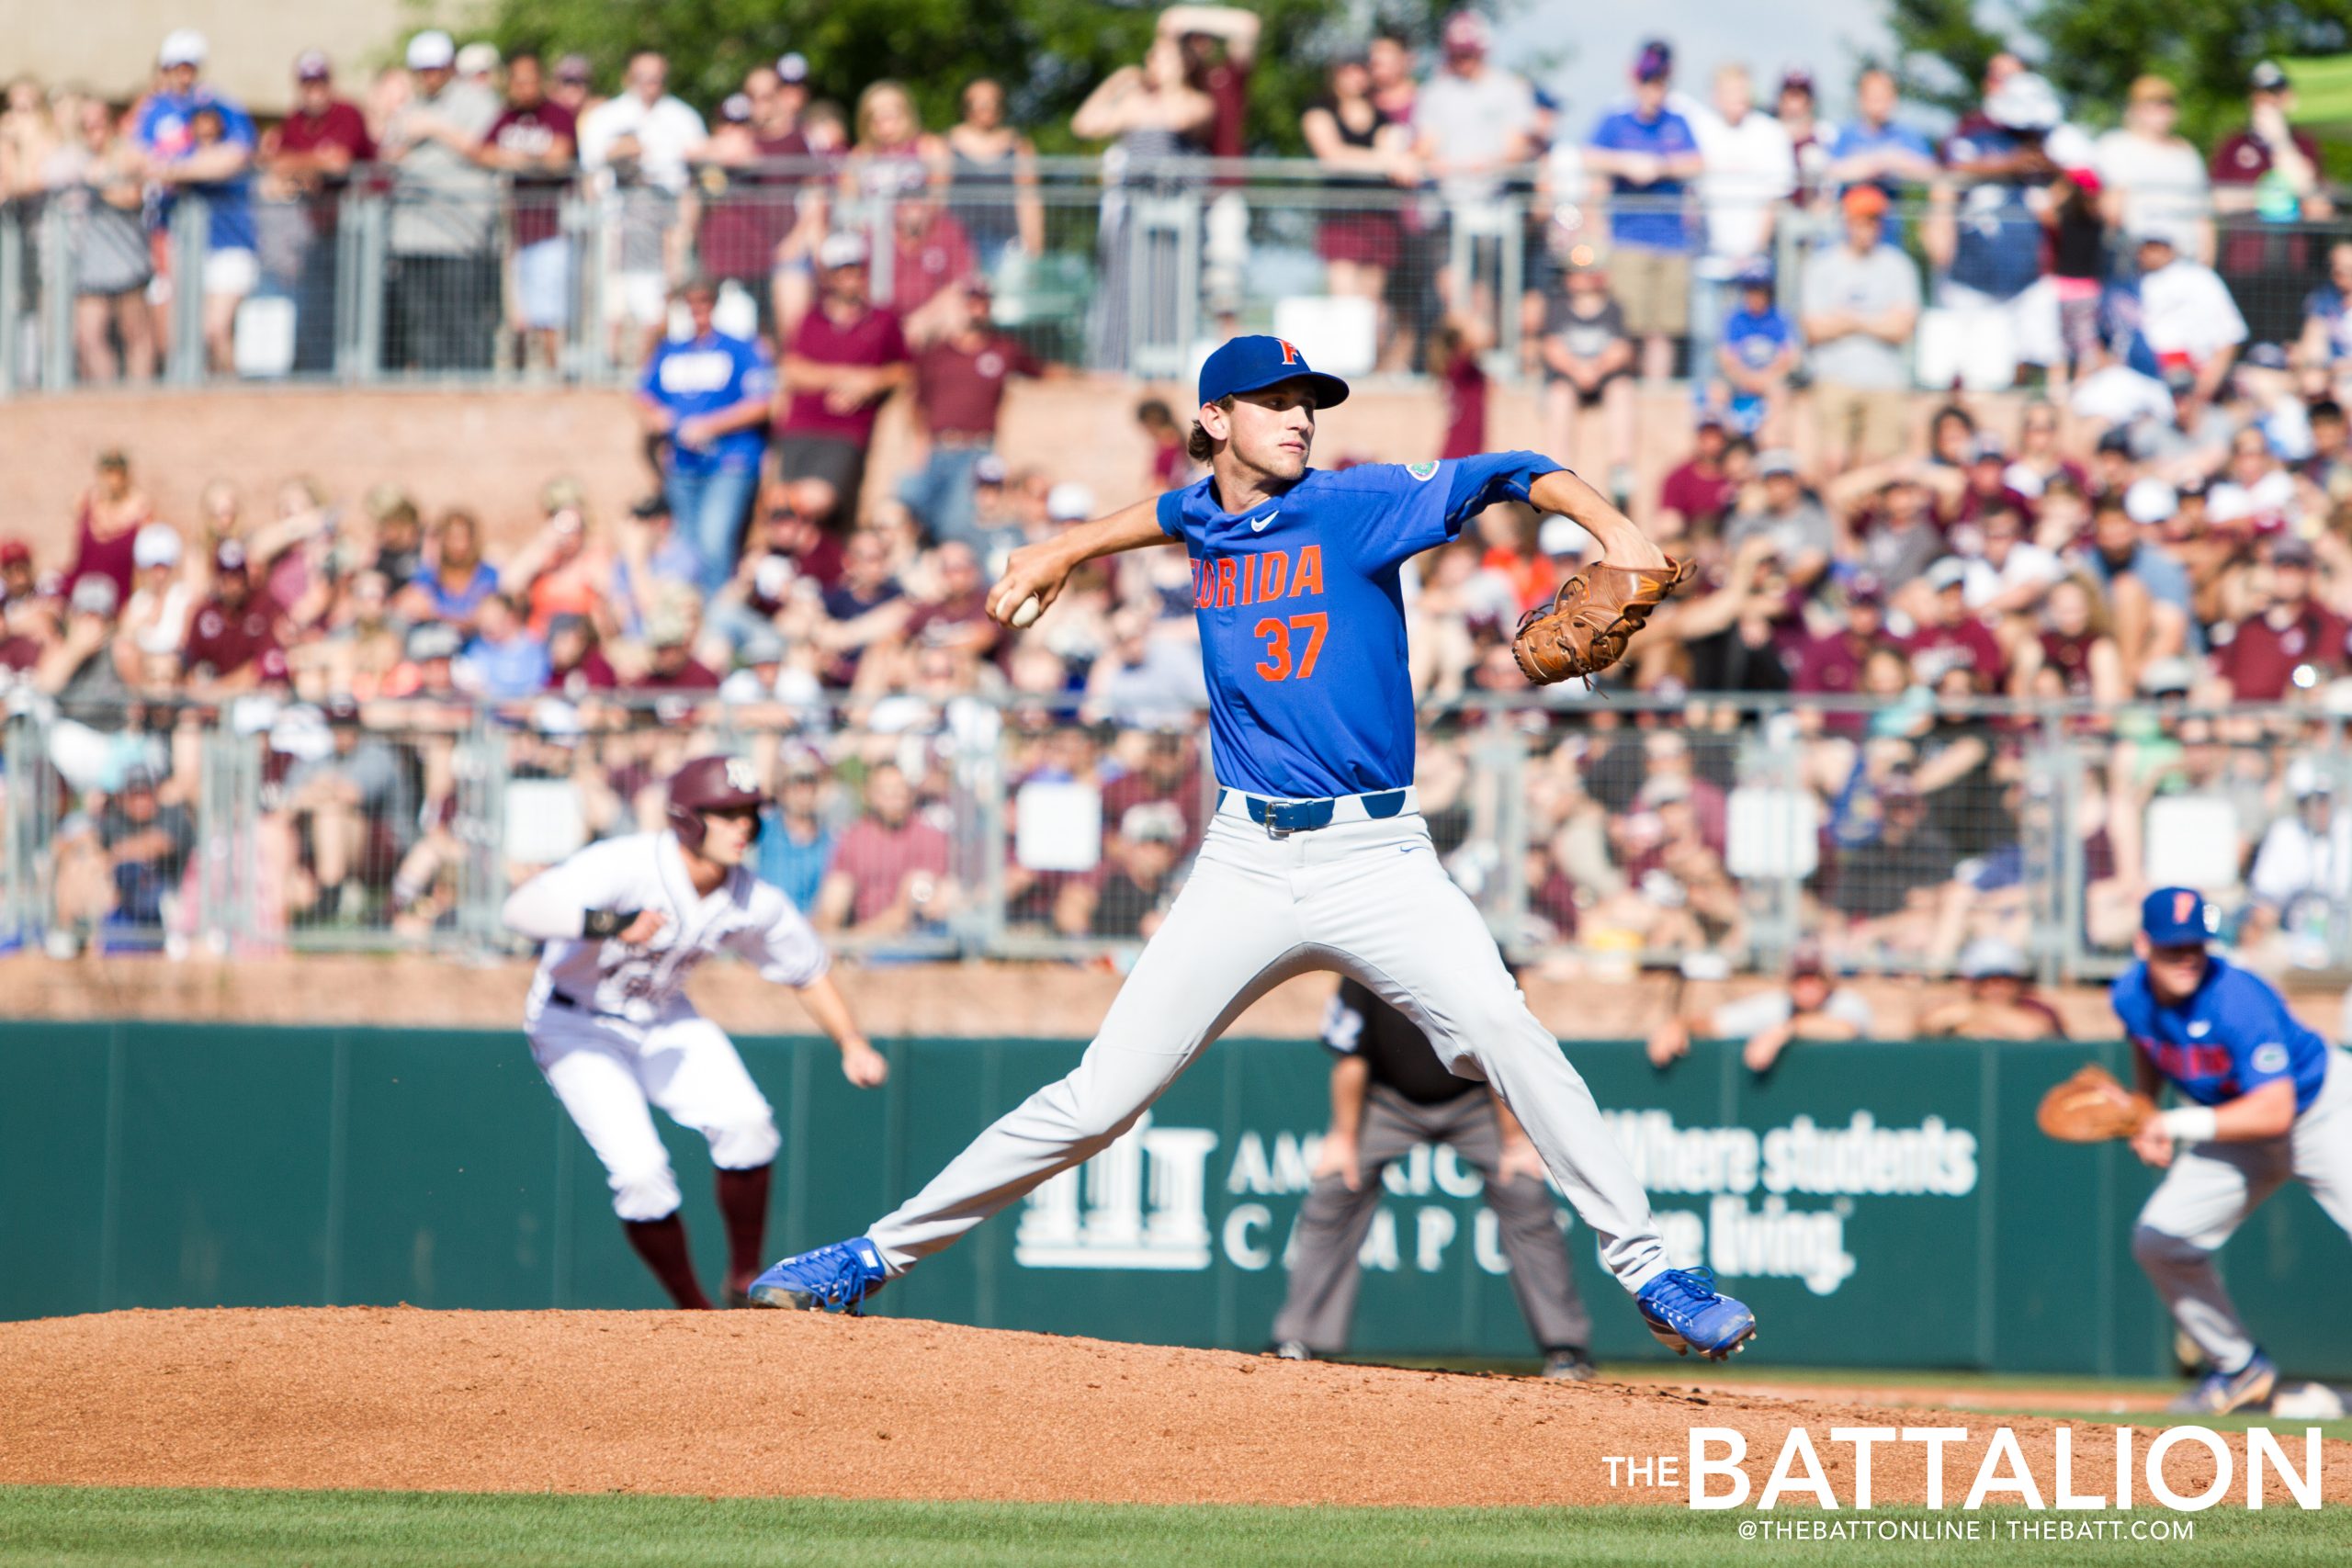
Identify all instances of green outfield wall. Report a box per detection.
[3,1025,2346,1378]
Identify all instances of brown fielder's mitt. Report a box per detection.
[2036,1064,2157,1143]
[1512,558,1692,685]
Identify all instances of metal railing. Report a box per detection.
[6,689,2349,982]
[4,162,2340,395]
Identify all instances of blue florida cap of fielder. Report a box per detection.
[1197,334,1350,411]
[2142,886,2220,944]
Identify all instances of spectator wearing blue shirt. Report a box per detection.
[2114,886,2352,1415]
[1583,41,1702,381]
[2294,239,2352,399]
[396,510,502,632]
[758,751,839,913]
[173,105,260,375]
[1714,260,1799,443]
[1825,70,1937,211]
[1922,73,2066,391]
[134,31,258,375]
[455,592,551,700]
[132,30,259,194]
[637,277,776,595]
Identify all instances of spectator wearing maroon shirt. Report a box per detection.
[475,53,577,371]
[1163,6,1261,310]
[2211,60,2335,341]
[899,281,1045,549]
[1903,557,2007,691]
[814,761,958,937]
[1099,730,1207,853]
[0,538,38,611]
[2213,536,2350,702]
[1656,416,1735,540]
[1792,577,1889,730]
[181,539,288,694]
[262,50,375,374]
[1136,399,1190,491]
[546,613,618,697]
[1952,434,2035,529]
[1432,311,1488,460]
[628,593,724,694]
[775,232,910,530]
[900,539,1003,665]
[691,70,813,343]
[888,195,978,333]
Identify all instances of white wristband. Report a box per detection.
[2159,1106,2218,1144]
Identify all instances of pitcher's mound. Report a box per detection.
[0,1308,2338,1506]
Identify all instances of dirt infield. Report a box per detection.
[3,1309,2345,1507]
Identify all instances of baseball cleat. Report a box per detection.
[2167,1350,2277,1415]
[1635,1267,1758,1360]
[747,1236,887,1314]
[1272,1340,1314,1361]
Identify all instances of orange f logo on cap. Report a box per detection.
[1277,339,1301,365]
[2175,890,2197,926]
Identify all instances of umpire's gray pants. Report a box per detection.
[2132,1047,2352,1373]
[1271,1084,1594,1356]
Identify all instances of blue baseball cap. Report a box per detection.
[2142,886,2219,945]
[1196,335,1350,412]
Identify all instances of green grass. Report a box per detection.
[4,1488,2348,1568]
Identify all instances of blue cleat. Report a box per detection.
[747,1236,888,1314]
[1636,1267,1758,1360]
[2168,1350,2276,1415]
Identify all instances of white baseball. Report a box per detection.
[1011,594,1044,628]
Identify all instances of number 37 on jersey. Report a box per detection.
[1191,544,1329,683]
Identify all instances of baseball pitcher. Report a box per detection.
[2117,886,2352,1413]
[750,335,1755,1362]
[502,755,887,1308]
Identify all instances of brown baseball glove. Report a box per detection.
[1512,558,1692,685]
[2036,1064,2156,1144]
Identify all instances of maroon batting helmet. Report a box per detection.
[666,754,766,850]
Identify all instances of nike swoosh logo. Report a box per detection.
[2188,1021,2211,1037]
[1250,509,1280,533]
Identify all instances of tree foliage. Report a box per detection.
[482,0,1475,155]
[1880,0,2352,147]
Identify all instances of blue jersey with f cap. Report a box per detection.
[2111,955,2333,1114]
[1155,452,1562,798]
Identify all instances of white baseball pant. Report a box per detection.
[866,809,1670,1292]
[526,1004,783,1222]
[2132,1047,2352,1371]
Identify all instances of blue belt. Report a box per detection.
[1216,787,1412,836]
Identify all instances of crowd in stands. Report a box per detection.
[11,20,2352,986]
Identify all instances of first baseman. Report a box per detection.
[502,756,888,1309]
[2118,886,2352,1413]
[751,335,1756,1359]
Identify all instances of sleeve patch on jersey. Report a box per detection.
[2251,1043,2290,1075]
[1406,461,1440,481]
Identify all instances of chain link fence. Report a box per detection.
[8,161,2346,395]
[6,690,2350,981]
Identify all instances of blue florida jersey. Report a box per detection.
[2111,955,2334,1114]
[1156,452,1561,798]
